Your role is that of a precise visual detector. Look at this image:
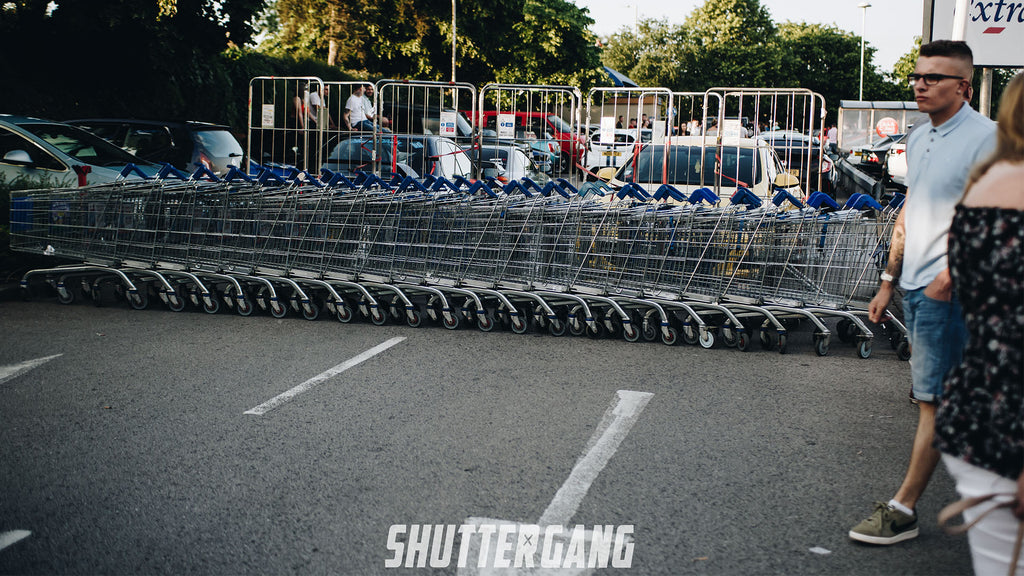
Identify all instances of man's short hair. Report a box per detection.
[920,40,974,62]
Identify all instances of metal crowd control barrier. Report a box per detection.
[11,163,908,358]
[248,76,326,175]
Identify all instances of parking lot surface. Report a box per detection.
[0,299,970,575]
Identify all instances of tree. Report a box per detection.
[680,0,783,90]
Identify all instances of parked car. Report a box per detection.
[479,130,559,174]
[883,133,908,188]
[477,110,586,172]
[0,114,158,188]
[760,130,836,195]
[67,119,244,177]
[585,129,643,175]
[474,143,551,184]
[321,134,472,181]
[598,136,802,202]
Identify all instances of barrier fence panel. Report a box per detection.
[582,87,673,179]
[248,76,325,175]
[477,83,584,185]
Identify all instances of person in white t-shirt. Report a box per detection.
[345,84,369,131]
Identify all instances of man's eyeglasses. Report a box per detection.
[907,73,965,87]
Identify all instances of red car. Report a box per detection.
[476,110,585,172]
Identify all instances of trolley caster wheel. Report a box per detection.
[129,290,148,310]
[236,295,254,316]
[202,295,220,314]
[858,340,873,359]
[270,299,287,318]
[335,299,354,323]
[601,310,621,338]
[57,283,75,305]
[896,339,911,361]
[778,333,789,354]
[814,335,830,357]
[641,316,659,342]
[548,307,568,337]
[442,312,460,330]
[587,321,606,339]
[622,322,641,343]
[722,324,738,347]
[569,306,587,337]
[370,306,388,326]
[682,322,698,345]
[477,311,495,332]
[406,309,422,328]
[661,326,679,346]
[759,328,774,350]
[736,331,751,352]
[698,328,715,349]
[510,314,528,334]
[167,287,187,312]
[20,286,33,301]
[301,301,320,321]
[836,319,853,343]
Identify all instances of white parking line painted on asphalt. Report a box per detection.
[452,390,654,574]
[0,354,62,387]
[244,337,406,415]
[0,530,31,552]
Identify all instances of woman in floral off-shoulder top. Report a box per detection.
[934,71,1024,576]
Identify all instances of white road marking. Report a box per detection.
[456,390,654,575]
[244,337,406,415]
[0,354,62,387]
[0,530,31,551]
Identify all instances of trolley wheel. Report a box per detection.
[370,306,388,326]
[858,339,873,359]
[549,307,568,337]
[20,286,33,301]
[477,310,495,333]
[335,299,354,323]
[389,296,403,320]
[302,300,320,321]
[814,335,830,357]
[443,312,460,330]
[836,319,853,343]
[587,321,606,339]
[569,306,587,337]
[778,333,788,354]
[270,299,287,318]
[510,314,528,334]
[736,331,751,352]
[759,328,774,350]
[129,290,148,310]
[661,326,679,346]
[57,283,75,305]
[236,295,254,316]
[622,322,641,343]
[602,310,622,338]
[641,315,659,342]
[407,309,422,328]
[722,324,738,347]
[698,328,715,349]
[202,295,220,314]
[896,339,911,361]
[167,287,187,312]
[682,322,698,345]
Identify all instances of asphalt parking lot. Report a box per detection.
[0,297,971,575]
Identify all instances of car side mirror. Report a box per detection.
[773,172,800,188]
[3,149,33,165]
[597,167,617,181]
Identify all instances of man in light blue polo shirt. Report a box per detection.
[849,40,997,546]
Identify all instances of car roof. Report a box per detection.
[0,114,64,125]
[66,118,232,131]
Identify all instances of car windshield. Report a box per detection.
[20,122,144,167]
[192,129,243,156]
[546,114,573,134]
[326,137,424,168]
[617,144,763,187]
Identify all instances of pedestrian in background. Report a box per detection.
[934,71,1024,575]
[850,39,997,546]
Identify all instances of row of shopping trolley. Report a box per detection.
[8,164,910,359]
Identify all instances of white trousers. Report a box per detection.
[942,455,1024,576]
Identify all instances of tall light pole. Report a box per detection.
[451,0,457,82]
[858,2,871,101]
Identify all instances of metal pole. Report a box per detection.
[451,0,457,83]
[858,2,871,101]
[979,68,993,118]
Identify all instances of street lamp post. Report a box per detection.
[451,0,457,82]
[858,2,871,101]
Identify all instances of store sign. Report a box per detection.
[930,0,1024,67]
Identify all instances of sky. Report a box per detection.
[572,0,927,72]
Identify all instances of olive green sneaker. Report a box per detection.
[849,502,919,545]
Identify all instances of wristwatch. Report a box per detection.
[880,271,895,283]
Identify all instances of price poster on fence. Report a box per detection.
[261,105,275,129]
[497,114,516,139]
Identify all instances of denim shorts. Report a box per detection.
[902,288,968,403]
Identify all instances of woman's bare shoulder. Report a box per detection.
[962,161,1024,210]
